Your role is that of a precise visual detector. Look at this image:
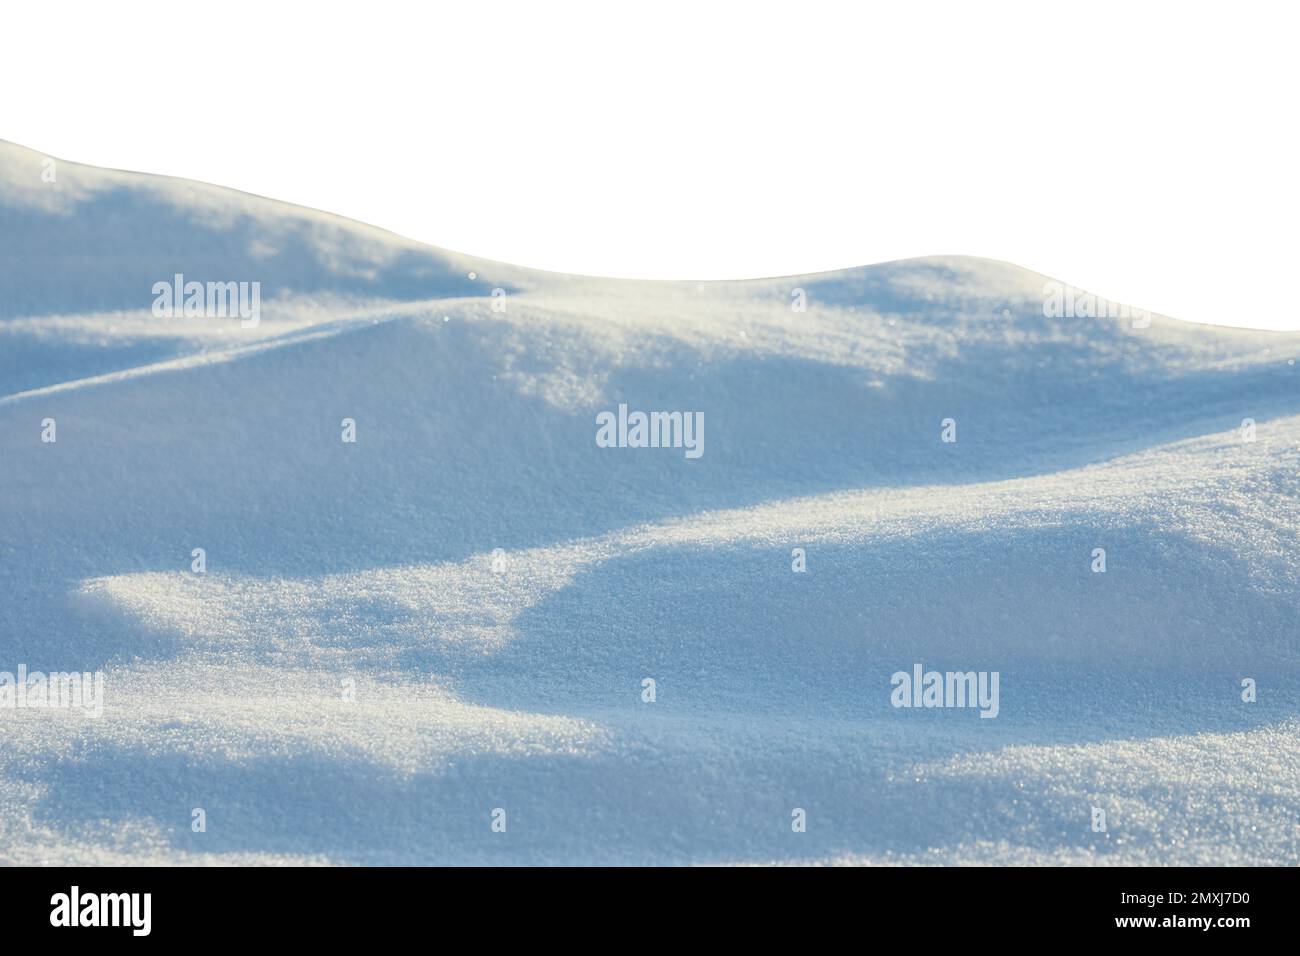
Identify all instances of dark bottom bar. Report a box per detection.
[0,866,1286,942]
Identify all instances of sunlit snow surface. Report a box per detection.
[1,140,1298,865]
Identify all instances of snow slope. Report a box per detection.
[1,140,1297,865]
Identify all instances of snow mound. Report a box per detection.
[2,140,1298,864]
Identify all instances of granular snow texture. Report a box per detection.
[1,140,1297,865]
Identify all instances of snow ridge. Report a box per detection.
[2,140,1297,865]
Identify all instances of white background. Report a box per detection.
[5,0,1297,329]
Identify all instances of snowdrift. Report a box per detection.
[1,140,1297,864]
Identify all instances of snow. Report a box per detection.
[1,139,1298,865]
